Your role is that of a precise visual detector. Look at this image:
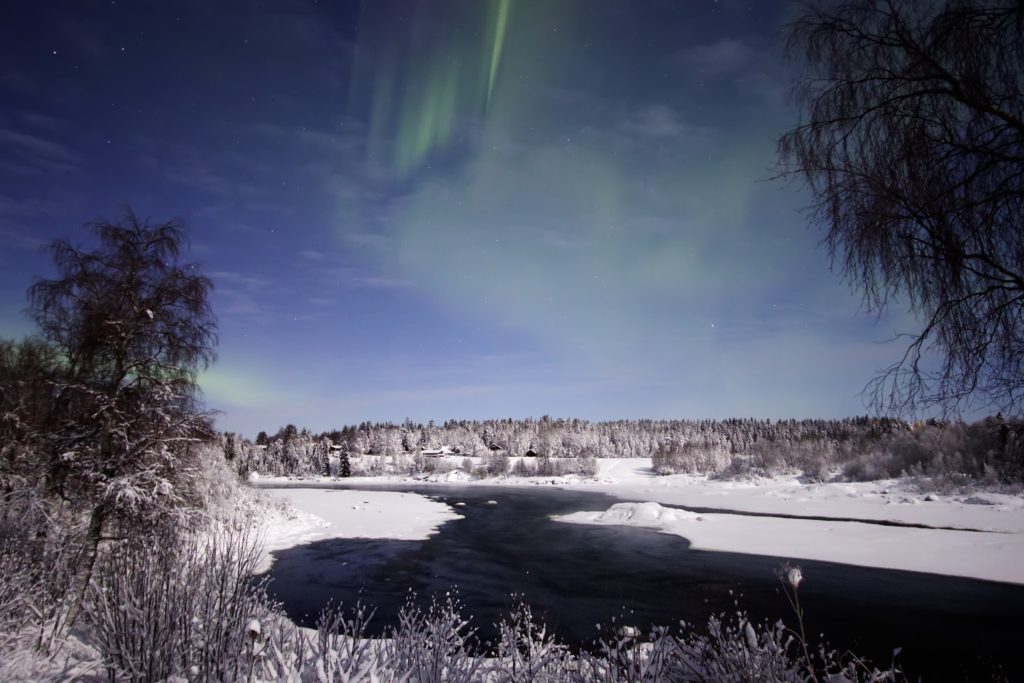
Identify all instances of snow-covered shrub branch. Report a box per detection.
[0,521,44,651]
[247,593,903,682]
[86,524,274,682]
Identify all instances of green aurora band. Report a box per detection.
[339,1,818,385]
[352,0,513,176]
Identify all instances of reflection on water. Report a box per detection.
[260,484,1024,681]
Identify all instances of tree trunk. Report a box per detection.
[47,505,105,650]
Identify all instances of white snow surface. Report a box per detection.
[556,501,1024,584]
[259,458,1024,584]
[562,460,1024,584]
[256,487,462,573]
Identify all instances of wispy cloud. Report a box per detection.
[621,104,711,139]
[208,270,274,318]
[163,160,262,200]
[0,193,65,217]
[354,380,590,405]
[672,38,757,75]
[0,128,80,174]
[248,121,364,155]
[0,130,77,162]
[316,265,414,289]
[208,270,270,290]
[19,110,66,132]
[539,229,586,251]
[341,231,391,250]
[0,227,47,250]
[671,37,791,109]
[0,193,73,249]
[357,275,415,289]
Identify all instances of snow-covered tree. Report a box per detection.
[21,211,218,632]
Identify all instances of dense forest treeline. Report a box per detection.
[226,415,1024,485]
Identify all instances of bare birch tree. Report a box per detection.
[778,0,1024,416]
[25,210,218,635]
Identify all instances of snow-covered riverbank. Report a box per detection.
[554,499,1024,584]
[256,458,1024,584]
[257,488,462,572]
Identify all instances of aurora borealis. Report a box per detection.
[1,0,912,435]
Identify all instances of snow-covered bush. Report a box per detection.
[384,592,485,682]
[0,520,44,650]
[493,600,572,681]
[347,454,386,477]
[419,457,457,476]
[654,438,731,476]
[0,498,83,655]
[505,456,599,478]
[483,451,510,476]
[837,418,1024,490]
[511,457,534,477]
[799,452,832,482]
[77,569,909,683]
[306,601,384,681]
[188,444,274,528]
[669,614,811,681]
[86,524,275,681]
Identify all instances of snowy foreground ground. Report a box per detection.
[259,457,1024,584]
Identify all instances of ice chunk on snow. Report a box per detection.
[593,502,700,526]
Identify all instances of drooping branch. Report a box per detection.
[779,0,1024,417]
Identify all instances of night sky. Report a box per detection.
[0,0,912,436]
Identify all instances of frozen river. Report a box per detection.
[261,483,1024,680]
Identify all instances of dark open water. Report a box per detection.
[259,483,1024,681]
